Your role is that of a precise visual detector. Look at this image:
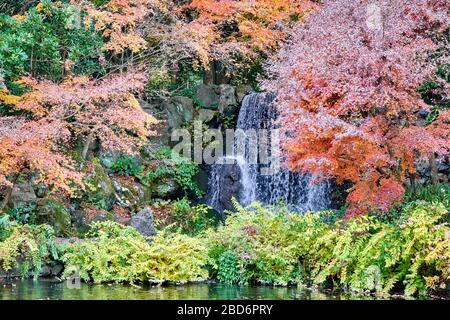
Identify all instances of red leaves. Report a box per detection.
[0,72,157,197]
[264,0,449,217]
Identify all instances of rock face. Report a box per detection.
[36,197,71,237]
[127,207,157,237]
[197,109,217,123]
[112,177,151,210]
[163,96,194,130]
[196,84,220,109]
[210,163,242,216]
[236,85,253,104]
[10,182,37,209]
[153,176,180,198]
[218,84,238,115]
[415,156,450,185]
[88,163,116,210]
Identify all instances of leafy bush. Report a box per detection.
[111,155,143,176]
[61,221,209,284]
[166,198,219,235]
[207,202,307,286]
[404,183,450,209]
[0,1,105,81]
[141,147,203,198]
[4,204,36,225]
[216,250,246,285]
[0,222,58,278]
[207,201,450,295]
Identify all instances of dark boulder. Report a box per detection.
[210,163,242,217]
[127,207,157,237]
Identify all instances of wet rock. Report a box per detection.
[418,109,430,119]
[153,177,180,198]
[212,163,242,216]
[51,263,64,276]
[438,173,448,183]
[218,84,238,115]
[39,265,52,277]
[55,237,84,246]
[98,148,122,169]
[39,263,64,277]
[193,167,209,195]
[127,207,156,237]
[36,197,71,237]
[172,96,194,122]
[86,162,116,210]
[163,96,194,130]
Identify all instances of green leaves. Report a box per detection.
[0,223,57,278]
[207,201,450,296]
[0,1,105,82]
[61,221,209,284]
[111,155,143,176]
[141,147,204,198]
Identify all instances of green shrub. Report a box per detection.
[111,155,143,176]
[207,201,450,295]
[404,183,450,210]
[167,198,219,235]
[207,202,307,286]
[61,221,209,284]
[0,223,58,278]
[216,250,247,285]
[4,203,36,225]
[141,147,203,198]
[0,1,105,81]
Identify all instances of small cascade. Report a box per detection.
[206,92,332,214]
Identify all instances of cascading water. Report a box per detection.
[206,92,332,215]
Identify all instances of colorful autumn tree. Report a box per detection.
[73,0,150,55]
[0,115,82,209]
[143,0,318,84]
[0,72,157,208]
[264,0,450,216]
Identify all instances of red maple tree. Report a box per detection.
[264,0,449,216]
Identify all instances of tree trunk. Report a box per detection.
[0,173,20,211]
[409,172,416,195]
[429,152,439,185]
[82,128,97,160]
[203,60,216,85]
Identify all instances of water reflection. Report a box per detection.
[0,279,395,300]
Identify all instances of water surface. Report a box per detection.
[0,279,407,300]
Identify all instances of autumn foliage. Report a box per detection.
[264,0,450,216]
[73,0,151,54]
[0,73,156,201]
[146,0,318,72]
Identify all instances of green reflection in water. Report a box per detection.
[0,279,397,300]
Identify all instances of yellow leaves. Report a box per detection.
[102,32,147,54]
[35,3,45,12]
[12,15,26,21]
[0,89,20,106]
[79,0,149,55]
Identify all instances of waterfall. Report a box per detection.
[206,92,332,215]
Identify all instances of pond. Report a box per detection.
[0,279,413,300]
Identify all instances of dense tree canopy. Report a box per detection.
[264,0,449,216]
